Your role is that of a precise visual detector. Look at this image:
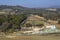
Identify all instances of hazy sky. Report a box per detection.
[0,0,60,8]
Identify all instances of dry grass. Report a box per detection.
[0,35,60,40]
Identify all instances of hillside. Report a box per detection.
[0,5,60,33]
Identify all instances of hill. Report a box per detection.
[0,5,60,33]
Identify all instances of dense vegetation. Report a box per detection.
[0,14,28,33]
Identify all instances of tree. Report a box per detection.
[58,19,60,24]
[26,23,32,27]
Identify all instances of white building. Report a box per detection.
[45,25,56,30]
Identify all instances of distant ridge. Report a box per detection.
[49,5,60,8]
[0,5,29,10]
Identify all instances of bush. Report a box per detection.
[58,19,60,24]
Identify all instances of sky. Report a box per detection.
[0,0,60,8]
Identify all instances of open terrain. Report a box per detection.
[0,5,60,40]
[0,35,60,40]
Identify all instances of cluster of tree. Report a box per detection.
[0,14,27,33]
